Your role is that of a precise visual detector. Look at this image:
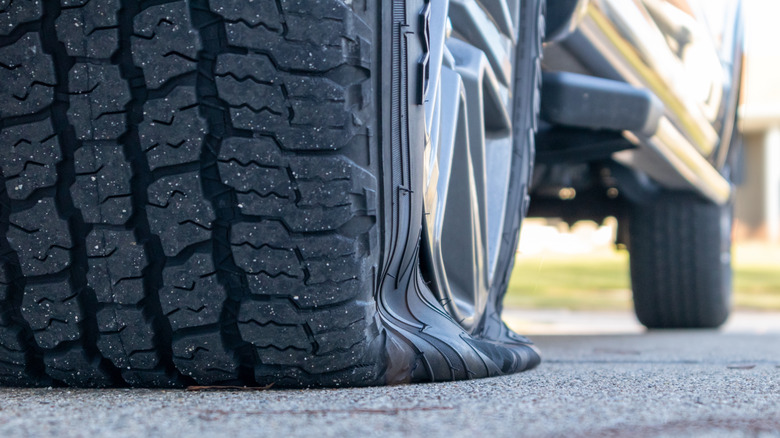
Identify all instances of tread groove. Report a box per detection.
[188,0,257,386]
[38,0,123,387]
[0,186,50,385]
[115,0,191,387]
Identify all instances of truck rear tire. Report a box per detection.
[629,192,733,329]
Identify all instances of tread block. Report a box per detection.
[236,319,310,352]
[239,300,372,334]
[0,0,42,36]
[0,265,8,302]
[243,275,362,309]
[238,299,371,372]
[56,0,120,58]
[0,33,55,118]
[7,199,72,276]
[87,229,168,384]
[246,338,367,372]
[218,136,373,231]
[216,135,283,167]
[219,160,293,199]
[230,221,365,307]
[0,324,27,383]
[217,137,293,200]
[132,1,201,89]
[232,244,301,279]
[140,87,207,170]
[278,0,362,19]
[67,63,130,141]
[302,256,361,285]
[234,191,355,232]
[0,119,61,200]
[86,229,146,305]
[72,143,133,225]
[95,306,157,369]
[311,318,368,356]
[160,253,226,331]
[147,171,214,257]
[171,331,238,384]
[215,53,364,151]
[214,69,286,117]
[210,0,280,27]
[0,324,24,360]
[0,266,27,384]
[21,279,80,349]
[231,226,360,285]
[215,0,364,72]
[44,348,112,387]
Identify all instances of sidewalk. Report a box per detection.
[504,308,780,335]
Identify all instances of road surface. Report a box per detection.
[1,311,778,438]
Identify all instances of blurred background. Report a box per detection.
[507,0,780,320]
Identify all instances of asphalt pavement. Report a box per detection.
[1,311,779,438]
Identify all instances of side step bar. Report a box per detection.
[539,71,731,205]
[541,72,663,136]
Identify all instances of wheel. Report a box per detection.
[629,192,733,329]
[0,0,542,387]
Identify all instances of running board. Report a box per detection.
[541,72,663,136]
[539,72,731,205]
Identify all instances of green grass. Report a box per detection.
[505,247,780,311]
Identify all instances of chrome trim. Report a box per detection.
[576,0,721,156]
[615,117,731,205]
[546,0,740,204]
[545,0,590,43]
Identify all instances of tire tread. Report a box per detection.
[0,0,380,387]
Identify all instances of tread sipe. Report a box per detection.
[0,0,540,388]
